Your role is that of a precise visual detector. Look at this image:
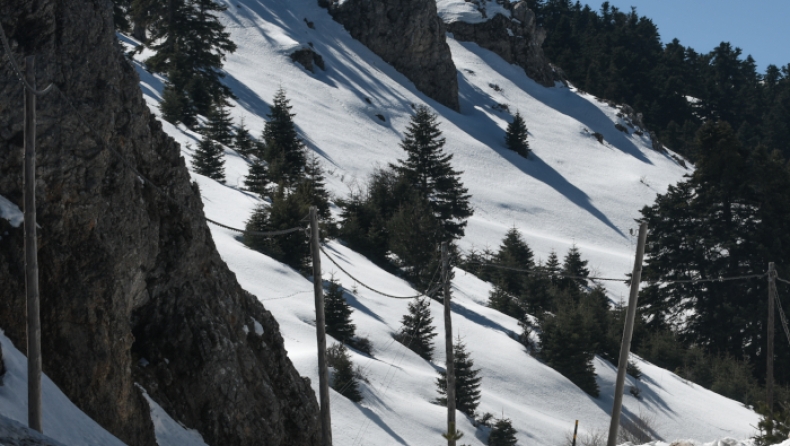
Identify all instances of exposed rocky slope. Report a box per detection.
[320,0,460,110]
[443,1,558,87]
[0,1,319,445]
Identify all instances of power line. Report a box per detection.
[259,290,313,302]
[0,23,53,95]
[773,275,790,347]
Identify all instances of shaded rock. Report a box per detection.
[291,48,325,72]
[614,122,629,133]
[0,341,4,386]
[0,415,66,446]
[321,0,460,110]
[0,1,320,445]
[593,132,605,144]
[444,1,557,87]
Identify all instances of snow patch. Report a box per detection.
[253,318,264,336]
[436,0,512,24]
[140,388,210,446]
[0,195,23,228]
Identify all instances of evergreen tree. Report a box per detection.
[294,156,331,220]
[396,297,437,361]
[561,245,590,290]
[488,418,518,446]
[505,111,530,157]
[492,228,534,297]
[387,196,443,288]
[243,187,309,271]
[244,159,269,196]
[263,89,307,185]
[539,294,599,396]
[392,105,473,241]
[234,117,256,157]
[487,285,524,320]
[436,338,482,416]
[325,278,356,342]
[192,134,225,181]
[160,80,196,126]
[327,343,363,402]
[205,103,234,146]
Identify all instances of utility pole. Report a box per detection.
[24,55,43,434]
[768,262,777,426]
[572,420,579,446]
[441,242,461,446]
[309,206,332,446]
[606,222,648,446]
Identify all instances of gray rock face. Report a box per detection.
[0,415,67,446]
[0,1,320,446]
[445,1,557,87]
[321,0,460,111]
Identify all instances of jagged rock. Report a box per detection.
[444,1,557,87]
[291,48,325,72]
[0,1,320,446]
[0,415,66,446]
[614,123,629,134]
[320,0,460,111]
[649,131,665,152]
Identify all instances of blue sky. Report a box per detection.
[592,0,790,73]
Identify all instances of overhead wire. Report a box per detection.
[0,22,53,95]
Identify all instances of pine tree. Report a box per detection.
[234,117,256,157]
[294,155,331,220]
[205,103,234,146]
[192,134,225,181]
[244,159,269,196]
[387,196,443,288]
[493,228,534,297]
[263,89,307,185]
[392,105,473,241]
[487,285,525,320]
[505,111,530,157]
[327,343,363,402]
[561,244,590,290]
[396,297,437,361]
[325,278,356,342]
[488,418,518,446]
[243,187,309,271]
[160,81,195,126]
[436,338,482,416]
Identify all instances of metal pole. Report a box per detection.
[310,207,332,446]
[24,55,43,434]
[441,242,460,446]
[606,222,648,446]
[572,420,579,446]
[768,262,776,425]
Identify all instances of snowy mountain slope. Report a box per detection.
[116,0,759,444]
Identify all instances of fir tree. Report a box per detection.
[192,134,225,181]
[561,244,590,290]
[387,196,443,288]
[234,117,256,157]
[325,278,356,342]
[263,89,307,185]
[244,159,269,196]
[392,105,473,241]
[505,111,530,157]
[488,418,518,446]
[205,103,234,146]
[487,285,525,320]
[294,156,331,220]
[243,187,309,271]
[436,338,482,416]
[396,297,437,361]
[160,81,195,126]
[493,228,534,297]
[327,343,363,402]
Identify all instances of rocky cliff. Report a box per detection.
[0,1,319,445]
[444,1,558,87]
[320,0,460,111]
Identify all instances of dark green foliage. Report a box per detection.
[754,402,790,445]
[627,361,642,380]
[243,188,309,271]
[205,104,234,146]
[263,89,307,186]
[191,134,225,181]
[539,293,599,397]
[396,297,437,361]
[436,339,483,416]
[327,343,362,402]
[488,418,518,446]
[392,105,472,241]
[505,111,529,157]
[143,0,236,118]
[493,228,534,297]
[244,159,269,196]
[160,81,196,127]
[325,278,355,342]
[112,0,132,32]
[561,244,589,290]
[639,120,790,387]
[387,196,443,287]
[294,156,331,220]
[234,117,256,157]
[487,285,524,320]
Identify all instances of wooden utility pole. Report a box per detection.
[572,420,579,446]
[768,262,777,424]
[24,55,43,434]
[309,206,332,446]
[606,222,648,446]
[441,242,461,446]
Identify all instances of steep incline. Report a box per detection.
[0,1,318,445]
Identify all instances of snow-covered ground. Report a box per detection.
[0,0,763,444]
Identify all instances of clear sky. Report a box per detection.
[591,0,790,73]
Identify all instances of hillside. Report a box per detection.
[0,0,765,444]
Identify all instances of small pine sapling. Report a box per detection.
[192,133,226,182]
[396,297,437,361]
[488,417,518,446]
[234,117,256,157]
[327,343,363,402]
[436,337,482,416]
[244,159,269,196]
[324,277,356,342]
[505,111,529,158]
[205,103,234,146]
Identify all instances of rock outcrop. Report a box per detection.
[0,415,65,446]
[0,1,319,445]
[444,1,557,87]
[320,0,460,111]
